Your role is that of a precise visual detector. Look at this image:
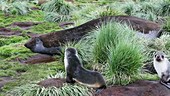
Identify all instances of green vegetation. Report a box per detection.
[91,22,144,85]
[0,0,170,95]
[27,22,61,34]
[0,40,30,57]
[108,41,144,85]
[8,72,92,96]
[0,36,26,47]
[42,0,75,22]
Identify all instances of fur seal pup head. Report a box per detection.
[65,48,77,57]
[64,47,106,89]
[154,51,166,62]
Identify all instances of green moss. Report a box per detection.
[0,10,44,27]
[0,36,26,47]
[27,22,61,34]
[1,61,64,93]
[0,70,16,77]
[0,40,31,57]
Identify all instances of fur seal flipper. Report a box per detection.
[160,80,170,89]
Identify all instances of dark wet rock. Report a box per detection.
[95,80,170,96]
[18,54,56,64]
[10,22,42,30]
[0,77,14,90]
[37,78,66,88]
[0,27,22,36]
[25,16,162,55]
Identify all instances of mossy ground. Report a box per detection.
[0,0,170,95]
[0,9,64,95]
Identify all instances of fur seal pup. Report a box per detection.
[64,48,106,89]
[153,51,170,89]
[33,37,62,56]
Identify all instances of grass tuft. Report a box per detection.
[108,41,144,85]
[7,72,92,96]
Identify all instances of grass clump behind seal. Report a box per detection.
[92,21,144,85]
[108,41,144,85]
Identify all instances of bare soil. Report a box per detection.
[18,54,56,64]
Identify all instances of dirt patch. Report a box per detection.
[0,77,14,90]
[95,80,170,96]
[37,78,66,88]
[0,27,22,36]
[18,54,56,64]
[10,22,42,30]
[31,7,40,10]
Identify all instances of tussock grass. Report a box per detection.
[44,12,71,23]
[8,72,92,96]
[142,34,170,62]
[109,0,170,21]
[0,1,31,15]
[92,21,136,63]
[108,41,144,85]
[42,0,75,22]
[42,0,75,15]
[63,38,94,64]
[8,84,92,96]
[92,21,144,85]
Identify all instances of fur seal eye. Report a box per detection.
[155,55,157,58]
[162,55,164,59]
